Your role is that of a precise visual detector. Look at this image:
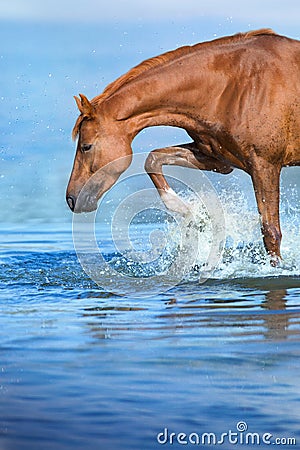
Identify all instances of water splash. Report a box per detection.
[196,186,300,280]
[106,185,300,283]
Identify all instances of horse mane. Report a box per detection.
[91,28,276,107]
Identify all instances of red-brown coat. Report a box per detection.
[67,29,300,265]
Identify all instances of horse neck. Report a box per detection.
[100,59,218,138]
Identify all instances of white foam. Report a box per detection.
[166,186,300,280]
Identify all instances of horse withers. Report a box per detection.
[66,29,300,266]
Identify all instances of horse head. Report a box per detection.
[66,94,132,213]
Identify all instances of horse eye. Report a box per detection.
[81,144,93,153]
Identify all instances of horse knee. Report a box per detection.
[144,152,160,174]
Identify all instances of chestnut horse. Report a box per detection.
[66,29,300,266]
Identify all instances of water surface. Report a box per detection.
[1,226,300,450]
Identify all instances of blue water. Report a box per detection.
[1,20,300,450]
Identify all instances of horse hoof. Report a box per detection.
[161,188,191,216]
[270,256,281,267]
[270,256,296,271]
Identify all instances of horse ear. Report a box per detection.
[74,95,82,112]
[74,94,94,116]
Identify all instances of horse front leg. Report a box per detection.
[250,159,282,266]
[144,143,232,215]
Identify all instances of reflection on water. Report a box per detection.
[81,281,300,344]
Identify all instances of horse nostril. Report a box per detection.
[67,195,76,211]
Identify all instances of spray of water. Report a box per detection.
[200,185,299,279]
[72,153,299,297]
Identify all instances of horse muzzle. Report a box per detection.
[66,192,98,213]
[66,195,76,212]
